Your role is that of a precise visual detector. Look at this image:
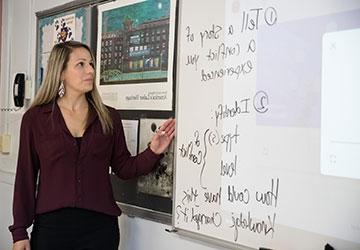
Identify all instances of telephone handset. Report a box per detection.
[13,73,25,107]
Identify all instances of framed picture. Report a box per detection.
[110,117,175,224]
[96,0,176,110]
[36,4,92,91]
[137,118,174,198]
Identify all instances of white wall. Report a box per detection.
[0,171,15,249]
[0,0,225,249]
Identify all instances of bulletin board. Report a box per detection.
[110,109,175,223]
[35,1,93,91]
[105,0,178,223]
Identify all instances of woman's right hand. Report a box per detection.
[13,239,30,250]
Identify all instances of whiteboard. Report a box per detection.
[173,0,360,249]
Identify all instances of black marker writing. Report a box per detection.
[205,124,240,153]
[191,207,222,230]
[230,211,276,241]
[227,185,250,204]
[204,187,222,205]
[185,26,195,42]
[220,155,237,178]
[253,90,269,113]
[175,204,189,223]
[182,187,199,205]
[200,60,253,82]
[199,24,223,48]
[185,54,200,70]
[240,7,277,33]
[255,178,279,207]
[214,91,269,126]
[214,99,250,127]
[205,42,241,62]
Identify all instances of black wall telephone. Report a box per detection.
[13,73,25,107]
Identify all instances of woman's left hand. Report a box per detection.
[150,118,176,155]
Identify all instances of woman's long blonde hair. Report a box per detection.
[31,41,113,134]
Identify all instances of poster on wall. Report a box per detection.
[96,0,176,110]
[109,116,175,221]
[121,119,139,156]
[137,118,174,197]
[36,6,91,91]
[53,14,76,44]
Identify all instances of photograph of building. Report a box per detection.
[100,0,171,85]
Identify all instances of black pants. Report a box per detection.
[30,208,119,250]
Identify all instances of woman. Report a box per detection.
[9,41,175,250]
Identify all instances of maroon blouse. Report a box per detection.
[9,101,161,243]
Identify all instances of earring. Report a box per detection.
[58,81,65,98]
